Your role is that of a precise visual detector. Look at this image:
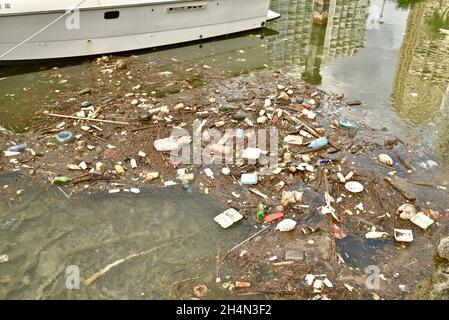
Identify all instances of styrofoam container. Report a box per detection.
[411,212,434,230]
[241,148,262,160]
[214,208,243,229]
[394,229,414,242]
[240,173,258,185]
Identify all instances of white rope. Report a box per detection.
[0,0,87,59]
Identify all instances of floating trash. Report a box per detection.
[56,131,75,144]
[240,173,258,185]
[365,226,389,239]
[308,137,328,149]
[241,147,263,160]
[284,135,303,146]
[51,176,72,185]
[339,119,358,129]
[264,212,285,223]
[394,229,414,242]
[378,154,394,166]
[410,212,434,230]
[275,219,297,232]
[397,203,416,220]
[345,181,364,193]
[214,208,243,229]
[203,168,214,178]
[5,143,27,153]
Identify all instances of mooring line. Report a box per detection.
[0,0,87,59]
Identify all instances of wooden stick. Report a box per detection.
[48,113,130,125]
[215,248,221,278]
[272,261,294,267]
[384,177,416,201]
[72,175,115,185]
[323,170,330,194]
[406,180,434,188]
[282,110,321,138]
[297,145,331,155]
[226,226,271,256]
[402,259,418,269]
[283,105,303,112]
[91,105,104,120]
[299,121,321,138]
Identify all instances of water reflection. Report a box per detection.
[392,0,449,155]
[266,0,369,84]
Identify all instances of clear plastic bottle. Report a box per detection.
[182,180,193,193]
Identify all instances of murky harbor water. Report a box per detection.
[0,173,254,299]
[0,0,448,299]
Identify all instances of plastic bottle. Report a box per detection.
[308,137,328,149]
[182,180,193,193]
[51,176,72,185]
[339,119,358,129]
[318,155,340,165]
[256,202,266,220]
[6,143,27,153]
[219,103,239,112]
[56,131,75,144]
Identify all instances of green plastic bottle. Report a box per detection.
[51,176,72,185]
[219,103,239,112]
[256,202,266,220]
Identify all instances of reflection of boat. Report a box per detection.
[0,0,280,62]
[140,28,278,74]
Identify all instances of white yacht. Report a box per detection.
[0,0,280,61]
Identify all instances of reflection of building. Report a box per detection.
[322,0,369,61]
[392,0,449,123]
[267,0,315,74]
[392,0,449,157]
[266,0,369,83]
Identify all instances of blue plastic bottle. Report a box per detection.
[339,119,358,129]
[308,137,328,149]
[6,143,27,153]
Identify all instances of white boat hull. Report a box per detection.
[0,0,279,61]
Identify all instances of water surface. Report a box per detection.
[1,0,449,299]
[0,178,252,299]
